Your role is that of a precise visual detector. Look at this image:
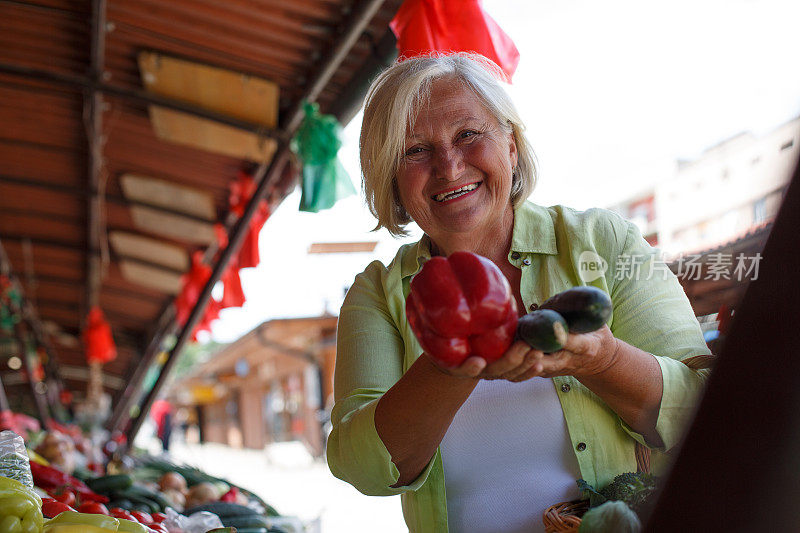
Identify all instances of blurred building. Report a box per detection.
[171,316,337,457]
[608,116,798,255]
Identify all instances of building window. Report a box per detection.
[780,139,794,151]
[753,197,767,224]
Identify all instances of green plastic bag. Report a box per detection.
[294,101,356,212]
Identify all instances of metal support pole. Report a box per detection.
[13,322,50,424]
[0,374,10,412]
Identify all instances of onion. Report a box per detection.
[185,482,219,508]
[158,471,188,493]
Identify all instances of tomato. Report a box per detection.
[42,498,75,518]
[149,512,167,524]
[110,508,137,521]
[129,510,152,524]
[148,525,168,533]
[77,501,110,514]
[52,489,76,507]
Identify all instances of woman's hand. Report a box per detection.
[426,325,621,382]
[502,325,620,382]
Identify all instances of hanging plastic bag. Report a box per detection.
[390,0,520,81]
[294,101,356,213]
[237,203,270,269]
[84,307,117,364]
[175,252,211,327]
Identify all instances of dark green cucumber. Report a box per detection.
[106,499,135,510]
[517,309,569,353]
[111,485,169,511]
[222,515,270,529]
[71,466,99,481]
[540,286,612,333]
[184,501,259,518]
[119,495,159,514]
[87,474,134,493]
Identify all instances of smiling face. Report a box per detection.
[396,77,518,252]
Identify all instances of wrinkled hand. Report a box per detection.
[427,325,620,381]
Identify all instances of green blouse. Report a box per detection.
[327,201,711,532]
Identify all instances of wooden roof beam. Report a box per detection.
[0,62,279,138]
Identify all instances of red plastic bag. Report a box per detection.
[175,252,211,327]
[84,306,117,364]
[221,262,246,309]
[229,170,257,218]
[237,203,270,269]
[192,296,221,341]
[390,0,520,81]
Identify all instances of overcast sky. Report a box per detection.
[209,0,800,342]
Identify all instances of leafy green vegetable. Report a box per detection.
[577,478,607,508]
[599,472,657,514]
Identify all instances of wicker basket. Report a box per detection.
[543,499,590,532]
[542,354,715,532]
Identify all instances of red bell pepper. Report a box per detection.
[406,251,518,367]
[30,461,109,503]
[220,486,239,502]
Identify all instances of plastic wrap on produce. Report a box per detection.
[0,429,34,487]
[163,507,223,533]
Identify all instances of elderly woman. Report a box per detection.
[326,53,710,533]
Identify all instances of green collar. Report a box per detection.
[510,201,558,255]
[399,201,558,279]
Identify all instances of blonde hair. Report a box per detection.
[360,52,537,236]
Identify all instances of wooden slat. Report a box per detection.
[148,106,278,162]
[128,205,216,244]
[109,231,188,272]
[138,51,279,128]
[308,241,379,254]
[119,260,182,294]
[119,174,216,221]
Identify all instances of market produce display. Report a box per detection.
[0,423,300,533]
[405,251,518,367]
[0,474,43,533]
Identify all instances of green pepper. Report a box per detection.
[0,475,43,533]
[116,519,148,533]
[42,511,119,533]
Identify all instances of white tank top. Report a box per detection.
[440,378,582,533]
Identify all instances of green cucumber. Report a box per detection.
[184,501,259,518]
[87,474,134,494]
[107,499,134,510]
[121,495,160,514]
[540,286,612,333]
[517,309,569,353]
[116,484,170,510]
[222,514,270,529]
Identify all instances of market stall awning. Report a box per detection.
[0,0,401,427]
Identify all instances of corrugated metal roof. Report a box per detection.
[0,0,401,397]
